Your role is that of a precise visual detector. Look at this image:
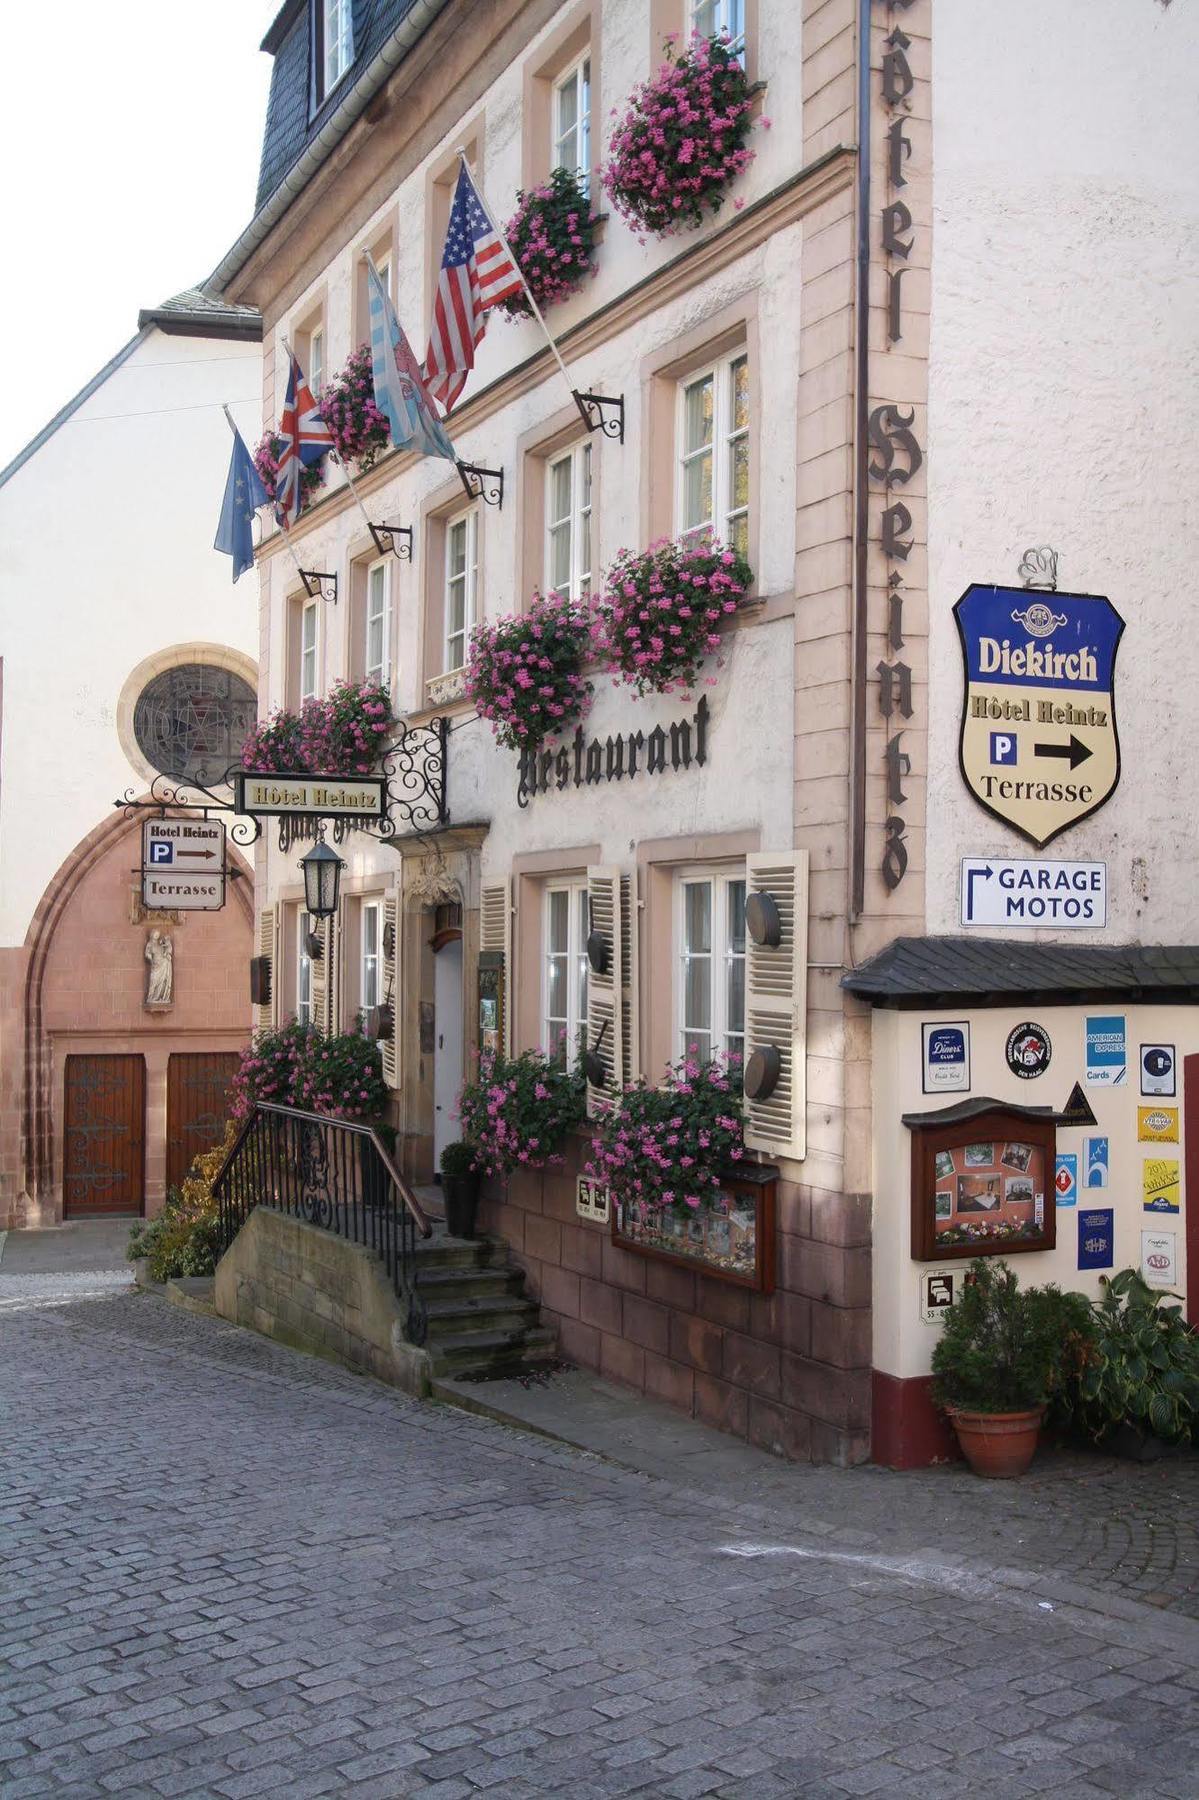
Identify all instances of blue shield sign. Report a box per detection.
[955,585,1123,848]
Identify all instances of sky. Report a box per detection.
[0,1,280,471]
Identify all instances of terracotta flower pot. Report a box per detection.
[947,1406,1045,1479]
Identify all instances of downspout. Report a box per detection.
[849,0,872,923]
[206,0,453,297]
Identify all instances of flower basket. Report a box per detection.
[457,1050,586,1179]
[465,590,594,752]
[498,168,597,319]
[587,1052,744,1216]
[231,1021,387,1125]
[317,345,391,473]
[241,681,395,777]
[252,432,325,508]
[593,535,753,697]
[240,707,306,775]
[601,35,756,239]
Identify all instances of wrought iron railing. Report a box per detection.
[213,1103,432,1345]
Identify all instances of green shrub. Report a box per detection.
[932,1258,1096,1415]
[127,1121,236,1282]
[440,1140,477,1179]
[1074,1268,1199,1445]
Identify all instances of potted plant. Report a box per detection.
[931,1258,1095,1478]
[1073,1269,1199,1459]
[317,344,391,473]
[498,167,597,318]
[465,589,593,751]
[440,1140,480,1239]
[457,1050,586,1180]
[587,1051,744,1215]
[252,430,325,508]
[593,535,753,697]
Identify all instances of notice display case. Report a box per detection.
[611,1165,776,1291]
[905,1100,1057,1261]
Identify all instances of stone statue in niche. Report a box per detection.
[144,930,174,1008]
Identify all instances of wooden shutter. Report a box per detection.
[585,868,638,1115]
[254,906,278,1034]
[742,851,809,1162]
[479,879,512,1056]
[310,911,341,1039]
[381,884,401,1089]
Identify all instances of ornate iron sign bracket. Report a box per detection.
[456,461,504,508]
[299,568,339,603]
[368,522,413,560]
[572,389,625,443]
[114,766,263,846]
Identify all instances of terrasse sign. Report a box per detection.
[517,695,710,808]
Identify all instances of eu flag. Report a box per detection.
[215,416,269,582]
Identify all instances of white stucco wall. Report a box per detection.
[925,0,1199,942]
[0,329,261,944]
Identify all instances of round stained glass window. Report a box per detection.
[132,664,258,785]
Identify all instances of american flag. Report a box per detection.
[424,162,523,411]
[274,352,334,528]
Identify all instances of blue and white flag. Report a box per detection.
[366,257,457,465]
[214,412,268,582]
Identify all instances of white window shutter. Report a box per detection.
[585,866,625,1117]
[479,879,512,1056]
[620,872,640,1085]
[254,905,278,1034]
[742,851,809,1162]
[380,884,401,1089]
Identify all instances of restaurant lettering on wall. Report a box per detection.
[517,695,710,807]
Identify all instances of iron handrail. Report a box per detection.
[212,1102,432,1344]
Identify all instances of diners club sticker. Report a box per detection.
[1006,1022,1052,1079]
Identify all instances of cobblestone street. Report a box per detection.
[3,1288,1199,1799]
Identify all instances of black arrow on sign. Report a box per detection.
[1034,735,1092,769]
[176,850,218,861]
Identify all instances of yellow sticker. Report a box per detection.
[1137,1105,1179,1144]
[1142,1157,1180,1214]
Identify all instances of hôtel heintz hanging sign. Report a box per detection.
[232,773,387,820]
[954,585,1123,848]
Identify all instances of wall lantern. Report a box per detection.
[301,827,345,920]
[745,891,782,948]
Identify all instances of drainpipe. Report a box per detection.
[849,0,872,923]
[206,0,453,298]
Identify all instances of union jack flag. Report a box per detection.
[424,162,523,411]
[274,352,334,528]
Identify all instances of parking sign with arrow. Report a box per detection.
[141,819,227,911]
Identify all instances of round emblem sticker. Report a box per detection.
[1005,1021,1052,1079]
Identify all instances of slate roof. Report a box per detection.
[137,288,262,339]
[842,937,1199,1008]
[256,0,424,211]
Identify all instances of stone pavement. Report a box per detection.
[0,1218,134,1314]
[2,1289,1198,1799]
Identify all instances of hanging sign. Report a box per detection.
[959,857,1106,928]
[1140,1044,1176,1097]
[954,585,1123,848]
[141,819,226,911]
[1141,1228,1177,1288]
[1078,1208,1114,1272]
[1138,1107,1179,1145]
[233,773,387,819]
[1142,1158,1180,1213]
[1085,1014,1127,1086]
[922,1022,970,1093]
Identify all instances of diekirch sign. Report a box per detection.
[954,585,1123,848]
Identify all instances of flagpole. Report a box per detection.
[458,150,579,413]
[281,333,385,546]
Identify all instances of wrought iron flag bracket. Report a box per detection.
[299,568,339,603]
[1017,545,1060,592]
[456,461,504,509]
[572,389,625,443]
[113,766,263,847]
[368,522,413,561]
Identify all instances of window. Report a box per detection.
[544,883,589,1069]
[444,507,479,672]
[297,911,314,1026]
[545,442,592,600]
[678,352,749,556]
[314,0,354,108]
[299,599,319,702]
[364,559,391,689]
[677,871,746,1064]
[308,325,324,395]
[361,901,381,1012]
[689,0,746,56]
[131,663,257,784]
[553,57,591,190]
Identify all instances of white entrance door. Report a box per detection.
[433,939,464,1169]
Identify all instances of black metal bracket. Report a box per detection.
[299,568,339,603]
[369,523,413,560]
[113,765,263,847]
[456,462,504,509]
[573,389,625,443]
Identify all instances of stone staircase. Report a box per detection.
[412,1195,556,1380]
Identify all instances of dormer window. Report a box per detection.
[313,0,354,110]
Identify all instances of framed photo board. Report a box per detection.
[611,1165,776,1292]
[906,1104,1057,1262]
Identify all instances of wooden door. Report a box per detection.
[166,1053,239,1193]
[63,1055,146,1218]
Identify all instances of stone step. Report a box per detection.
[427,1324,557,1377]
[416,1265,526,1303]
[424,1293,542,1336]
[412,1232,506,1271]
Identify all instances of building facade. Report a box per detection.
[0,294,263,1229]
[212,0,1198,1463]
